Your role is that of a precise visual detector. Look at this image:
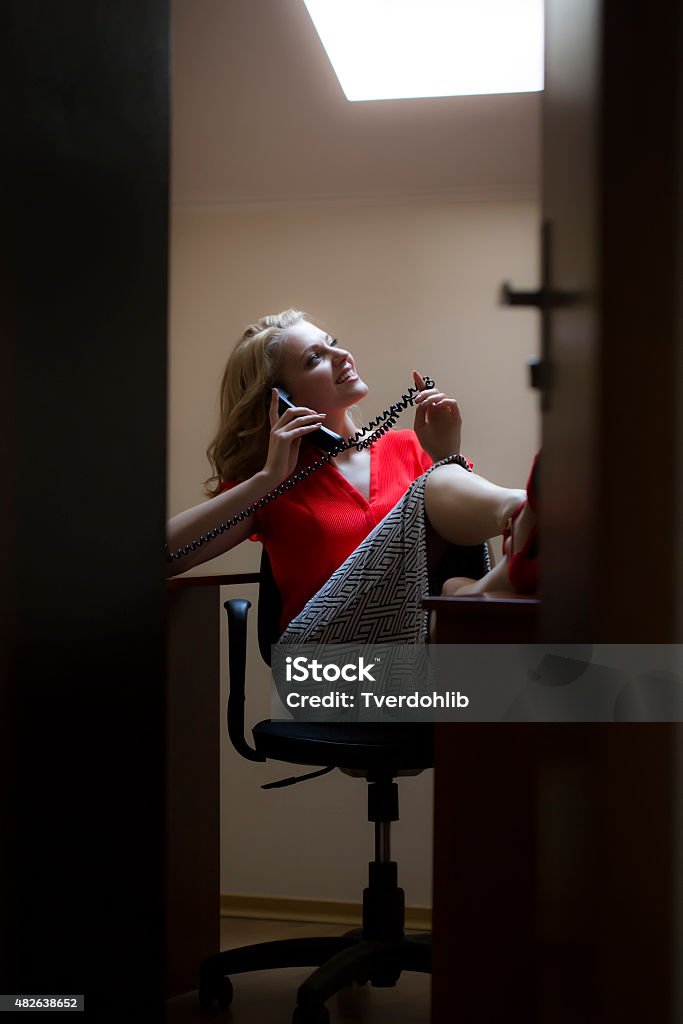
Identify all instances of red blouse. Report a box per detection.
[222,429,433,632]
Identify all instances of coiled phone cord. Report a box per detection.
[165,377,437,564]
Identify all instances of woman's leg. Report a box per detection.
[438,461,539,596]
[443,500,538,595]
[424,462,525,547]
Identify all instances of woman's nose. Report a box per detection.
[332,345,349,363]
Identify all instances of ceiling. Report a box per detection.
[172,0,541,205]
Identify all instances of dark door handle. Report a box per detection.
[500,283,544,307]
[500,221,579,411]
[500,281,579,309]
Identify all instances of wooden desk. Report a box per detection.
[426,595,542,1018]
[165,573,257,997]
[423,593,540,643]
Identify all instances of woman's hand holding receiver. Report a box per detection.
[262,388,328,486]
[412,370,462,462]
[165,392,327,575]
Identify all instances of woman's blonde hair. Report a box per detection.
[205,309,308,494]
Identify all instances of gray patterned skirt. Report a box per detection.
[277,454,489,646]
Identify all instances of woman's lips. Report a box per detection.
[336,368,358,385]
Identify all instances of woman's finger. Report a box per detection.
[414,390,444,405]
[277,412,327,431]
[275,406,322,428]
[416,393,448,408]
[273,415,327,440]
[284,421,329,440]
[423,395,459,410]
[269,387,279,428]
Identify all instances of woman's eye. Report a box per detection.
[306,340,337,366]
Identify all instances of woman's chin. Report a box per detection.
[349,380,369,402]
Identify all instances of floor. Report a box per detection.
[166,918,430,1024]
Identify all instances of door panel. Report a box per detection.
[541,0,601,640]
[433,3,681,1021]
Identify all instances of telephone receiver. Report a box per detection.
[274,387,346,454]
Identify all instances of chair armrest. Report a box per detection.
[224,599,267,763]
[167,571,260,590]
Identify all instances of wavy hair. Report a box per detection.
[205,309,308,494]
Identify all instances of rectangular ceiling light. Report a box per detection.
[302,0,544,101]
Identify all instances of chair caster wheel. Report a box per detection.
[369,967,401,987]
[292,1003,330,1024]
[198,974,233,1012]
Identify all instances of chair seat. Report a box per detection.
[252,721,433,771]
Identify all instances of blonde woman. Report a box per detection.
[166,310,537,643]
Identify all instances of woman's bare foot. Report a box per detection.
[441,498,537,596]
[440,561,513,597]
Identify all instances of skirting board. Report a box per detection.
[221,894,432,932]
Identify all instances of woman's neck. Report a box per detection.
[325,410,358,440]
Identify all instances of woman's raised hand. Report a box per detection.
[412,370,462,462]
[262,388,327,486]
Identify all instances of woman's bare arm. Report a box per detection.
[166,393,327,576]
[165,470,275,576]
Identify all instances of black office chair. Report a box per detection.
[195,550,435,1023]
[198,542,487,1023]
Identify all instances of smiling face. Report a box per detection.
[277,320,369,416]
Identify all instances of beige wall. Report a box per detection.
[169,196,540,904]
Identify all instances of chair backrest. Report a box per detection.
[256,548,282,667]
